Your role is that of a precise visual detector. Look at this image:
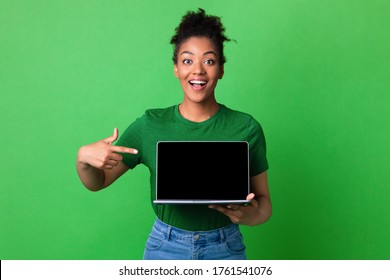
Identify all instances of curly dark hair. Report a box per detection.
[170,8,231,65]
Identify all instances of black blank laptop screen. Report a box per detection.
[156,141,249,201]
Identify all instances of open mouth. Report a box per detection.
[189,80,207,89]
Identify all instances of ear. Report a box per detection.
[218,65,224,79]
[174,64,179,78]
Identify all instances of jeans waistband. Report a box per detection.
[152,218,240,244]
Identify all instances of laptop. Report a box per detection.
[154,141,250,204]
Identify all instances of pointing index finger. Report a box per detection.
[111,145,138,154]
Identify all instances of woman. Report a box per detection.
[76,8,271,260]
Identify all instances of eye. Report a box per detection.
[204,59,215,65]
[183,59,192,65]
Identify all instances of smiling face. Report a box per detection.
[174,37,224,106]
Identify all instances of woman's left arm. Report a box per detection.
[209,171,272,226]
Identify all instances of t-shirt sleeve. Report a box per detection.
[115,116,145,169]
[248,117,269,176]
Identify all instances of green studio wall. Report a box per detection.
[1,0,389,260]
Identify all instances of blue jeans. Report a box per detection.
[143,218,247,260]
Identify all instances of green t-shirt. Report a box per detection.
[117,104,268,231]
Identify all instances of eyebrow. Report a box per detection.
[180,51,217,56]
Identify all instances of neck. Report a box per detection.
[178,101,220,122]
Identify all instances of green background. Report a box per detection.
[1,0,389,260]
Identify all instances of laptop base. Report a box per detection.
[153,200,250,205]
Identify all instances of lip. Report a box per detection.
[188,79,208,91]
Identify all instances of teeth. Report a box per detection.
[190,80,207,85]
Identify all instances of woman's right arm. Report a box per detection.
[76,128,138,191]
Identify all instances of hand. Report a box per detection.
[208,193,262,226]
[77,128,138,170]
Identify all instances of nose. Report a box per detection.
[193,60,205,75]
